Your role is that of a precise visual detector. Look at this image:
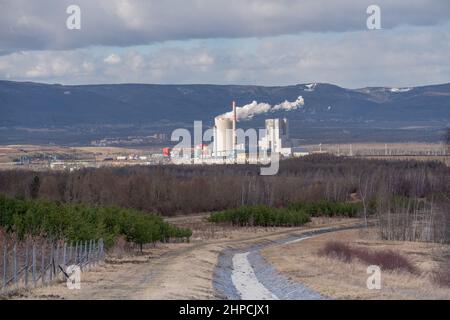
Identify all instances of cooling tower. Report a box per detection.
[214,117,233,156]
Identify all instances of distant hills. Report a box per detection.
[0,80,449,144]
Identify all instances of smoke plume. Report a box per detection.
[218,96,304,121]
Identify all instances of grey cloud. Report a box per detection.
[0,0,450,51]
[1,26,449,87]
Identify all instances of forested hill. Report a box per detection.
[1,80,449,144]
[1,81,449,126]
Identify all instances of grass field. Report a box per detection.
[262,228,450,299]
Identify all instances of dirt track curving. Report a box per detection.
[14,218,358,300]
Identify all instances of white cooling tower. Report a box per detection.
[215,117,233,156]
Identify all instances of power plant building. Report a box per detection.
[259,118,292,156]
[169,101,302,164]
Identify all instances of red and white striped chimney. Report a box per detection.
[232,101,237,152]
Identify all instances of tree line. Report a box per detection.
[0,155,446,215]
[0,154,447,242]
[0,195,192,250]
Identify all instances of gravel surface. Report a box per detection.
[214,225,362,300]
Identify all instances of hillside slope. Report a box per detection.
[0,81,448,144]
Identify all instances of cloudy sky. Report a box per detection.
[0,0,449,88]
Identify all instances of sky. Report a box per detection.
[0,0,449,88]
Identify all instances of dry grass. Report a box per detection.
[432,263,450,288]
[7,215,357,300]
[166,214,358,242]
[262,228,450,300]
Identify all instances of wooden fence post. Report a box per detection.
[100,239,104,260]
[41,244,45,284]
[2,243,7,290]
[88,240,93,268]
[13,242,17,286]
[84,240,88,265]
[32,244,36,287]
[55,242,60,265]
[78,241,81,265]
[94,240,98,265]
[75,241,79,264]
[63,242,67,266]
[55,242,60,279]
[68,242,73,265]
[49,243,54,281]
[25,244,29,287]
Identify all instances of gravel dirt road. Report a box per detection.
[12,219,360,300]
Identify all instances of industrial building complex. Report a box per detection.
[169,101,308,165]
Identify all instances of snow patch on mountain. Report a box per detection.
[390,87,412,93]
[304,83,317,92]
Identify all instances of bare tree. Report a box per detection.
[358,172,370,229]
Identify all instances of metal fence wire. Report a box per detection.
[0,238,104,292]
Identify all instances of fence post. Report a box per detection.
[49,243,54,281]
[86,240,89,268]
[68,242,73,265]
[41,244,45,284]
[56,242,60,265]
[13,242,17,286]
[75,241,79,265]
[78,241,82,265]
[32,244,36,287]
[84,240,88,265]
[55,242,60,279]
[25,243,29,287]
[99,239,104,261]
[88,240,93,268]
[93,240,98,265]
[2,243,7,290]
[63,242,67,267]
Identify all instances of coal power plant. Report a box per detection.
[168,97,308,164]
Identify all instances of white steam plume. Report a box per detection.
[217,96,304,121]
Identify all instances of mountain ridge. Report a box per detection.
[0,80,448,144]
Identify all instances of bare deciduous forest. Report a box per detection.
[0,155,448,243]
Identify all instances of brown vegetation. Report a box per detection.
[0,155,448,243]
[319,241,416,273]
[262,229,450,299]
[432,263,450,287]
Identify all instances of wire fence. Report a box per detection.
[0,237,104,293]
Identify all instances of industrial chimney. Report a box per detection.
[232,101,237,158]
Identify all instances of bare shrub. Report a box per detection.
[358,249,416,273]
[106,235,131,258]
[432,263,450,287]
[319,241,353,262]
[319,241,416,273]
[378,199,449,244]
